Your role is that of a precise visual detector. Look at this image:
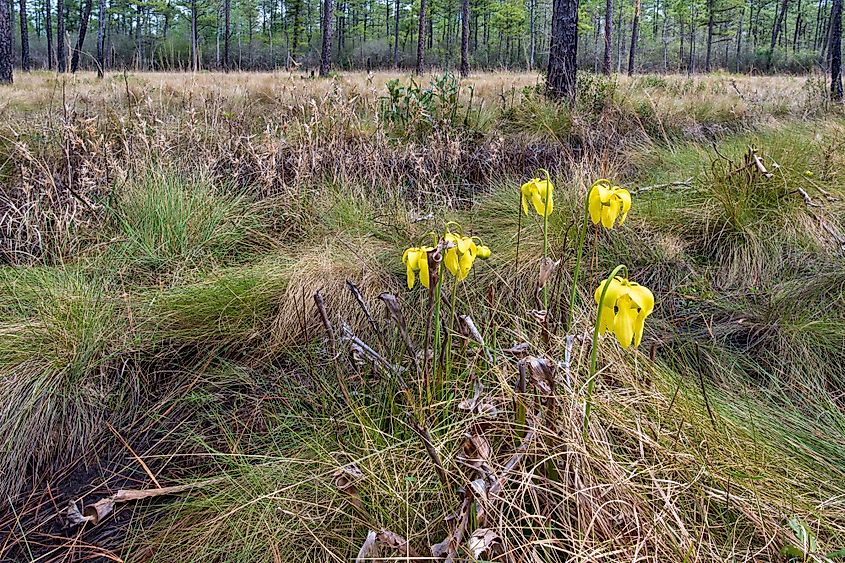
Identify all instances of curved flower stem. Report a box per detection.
[583,263,627,437]
[567,183,596,333]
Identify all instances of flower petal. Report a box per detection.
[589,182,612,225]
[616,189,632,225]
[531,191,546,216]
[598,305,616,333]
[419,250,430,288]
[594,277,625,307]
[633,312,648,347]
[459,251,475,280]
[536,179,553,199]
[457,236,472,254]
[602,197,621,229]
[613,295,638,348]
[627,283,654,315]
[444,247,459,276]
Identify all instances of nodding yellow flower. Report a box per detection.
[402,246,434,289]
[588,179,632,230]
[594,276,654,349]
[443,233,479,281]
[477,244,492,259]
[520,178,554,217]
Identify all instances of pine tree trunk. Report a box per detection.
[190,0,197,70]
[416,0,426,73]
[792,0,801,51]
[223,0,230,69]
[546,0,578,101]
[616,8,623,72]
[529,0,536,69]
[459,0,469,76]
[0,0,11,83]
[602,0,612,74]
[831,0,842,99]
[45,0,52,68]
[56,0,65,71]
[679,15,684,69]
[705,0,714,70]
[95,0,104,76]
[736,7,743,71]
[18,0,28,70]
[70,0,92,72]
[319,0,332,75]
[767,0,789,69]
[392,0,399,66]
[627,0,639,74]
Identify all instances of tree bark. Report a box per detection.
[18,0,28,70]
[416,0,426,73]
[792,0,801,51]
[45,0,52,69]
[0,0,11,83]
[704,0,714,71]
[767,0,789,69]
[70,0,92,72]
[547,0,578,101]
[56,0,64,71]
[529,0,536,69]
[190,0,198,70]
[392,0,399,66]
[736,7,744,71]
[223,0,230,69]
[459,0,469,76]
[95,0,105,76]
[602,0,611,74]
[319,0,332,75]
[831,0,842,99]
[627,0,639,74]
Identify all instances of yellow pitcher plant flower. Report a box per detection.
[593,275,654,349]
[402,245,434,289]
[588,179,632,230]
[443,233,490,281]
[520,177,554,217]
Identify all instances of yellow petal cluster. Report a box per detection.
[588,179,631,230]
[444,233,480,281]
[594,276,654,349]
[520,178,554,217]
[402,246,434,289]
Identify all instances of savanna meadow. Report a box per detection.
[2,0,845,557]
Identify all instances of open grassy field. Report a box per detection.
[1,69,844,562]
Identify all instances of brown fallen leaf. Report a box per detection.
[467,528,503,559]
[357,528,422,561]
[333,463,366,511]
[66,479,220,527]
[457,433,492,472]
